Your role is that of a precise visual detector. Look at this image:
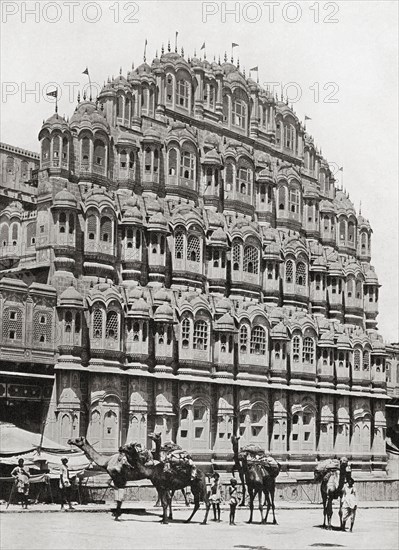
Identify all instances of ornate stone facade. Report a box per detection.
[0,48,392,471]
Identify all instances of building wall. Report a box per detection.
[0,49,393,472]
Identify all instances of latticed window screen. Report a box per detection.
[232,241,241,271]
[33,311,52,343]
[93,309,103,338]
[187,235,200,262]
[250,326,266,355]
[11,223,18,242]
[100,217,112,242]
[296,262,306,286]
[75,312,81,334]
[363,350,370,370]
[354,349,361,371]
[106,311,118,339]
[181,318,191,348]
[292,336,301,361]
[193,320,208,350]
[175,231,184,259]
[3,308,23,340]
[285,260,294,283]
[243,245,258,274]
[303,337,315,363]
[240,325,248,352]
[278,186,286,210]
[225,162,234,191]
[26,222,36,244]
[87,215,97,239]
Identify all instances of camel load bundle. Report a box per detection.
[314,458,341,481]
[239,444,280,478]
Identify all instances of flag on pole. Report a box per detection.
[250,66,258,71]
[232,43,239,48]
[338,167,343,172]
[305,115,311,121]
[200,42,205,50]
[82,68,89,76]
[46,89,58,98]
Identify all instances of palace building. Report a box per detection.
[0,47,391,472]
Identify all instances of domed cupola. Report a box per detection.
[39,112,71,174]
[58,285,84,308]
[53,188,77,209]
[154,302,174,323]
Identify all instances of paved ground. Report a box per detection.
[1,506,398,550]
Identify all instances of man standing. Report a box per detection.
[59,457,74,511]
[341,478,357,532]
[11,458,30,509]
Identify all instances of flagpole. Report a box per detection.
[55,93,58,114]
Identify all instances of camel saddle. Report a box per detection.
[239,445,280,477]
[314,458,341,480]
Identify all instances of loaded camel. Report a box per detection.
[231,435,280,524]
[121,441,211,524]
[149,432,190,508]
[68,436,148,519]
[314,456,350,530]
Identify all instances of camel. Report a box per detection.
[149,432,190,508]
[121,441,211,524]
[68,436,147,519]
[231,435,280,524]
[314,457,350,529]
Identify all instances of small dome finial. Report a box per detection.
[161,43,164,54]
[224,51,227,62]
[77,91,81,103]
[168,40,171,52]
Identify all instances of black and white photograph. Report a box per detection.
[0,1,398,549]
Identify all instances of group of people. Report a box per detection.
[209,473,239,526]
[10,456,74,511]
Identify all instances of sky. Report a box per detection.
[1,0,398,342]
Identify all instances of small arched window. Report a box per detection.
[289,188,300,214]
[69,214,75,235]
[100,216,112,243]
[175,231,184,260]
[231,89,247,129]
[42,138,50,160]
[193,320,208,350]
[240,325,248,353]
[59,212,66,233]
[93,309,103,339]
[180,149,195,181]
[292,335,301,362]
[120,150,127,168]
[81,137,90,163]
[354,349,361,371]
[168,148,177,176]
[363,350,370,371]
[237,165,252,196]
[94,140,105,167]
[303,337,315,364]
[129,151,135,170]
[65,311,72,333]
[176,79,190,109]
[285,260,294,283]
[278,186,286,210]
[232,241,241,271]
[243,245,259,274]
[250,326,266,355]
[187,235,200,262]
[225,161,234,192]
[181,318,191,349]
[296,262,306,286]
[106,311,118,339]
[87,214,96,240]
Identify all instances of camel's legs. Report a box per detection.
[322,493,327,528]
[268,485,277,524]
[182,488,190,507]
[160,491,171,524]
[247,487,255,524]
[326,496,333,530]
[185,492,200,523]
[258,490,265,524]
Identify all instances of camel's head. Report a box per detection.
[121,442,141,461]
[148,432,161,442]
[68,436,86,448]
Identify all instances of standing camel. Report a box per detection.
[231,435,280,524]
[68,436,147,519]
[122,441,210,524]
[149,433,190,508]
[314,457,349,529]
